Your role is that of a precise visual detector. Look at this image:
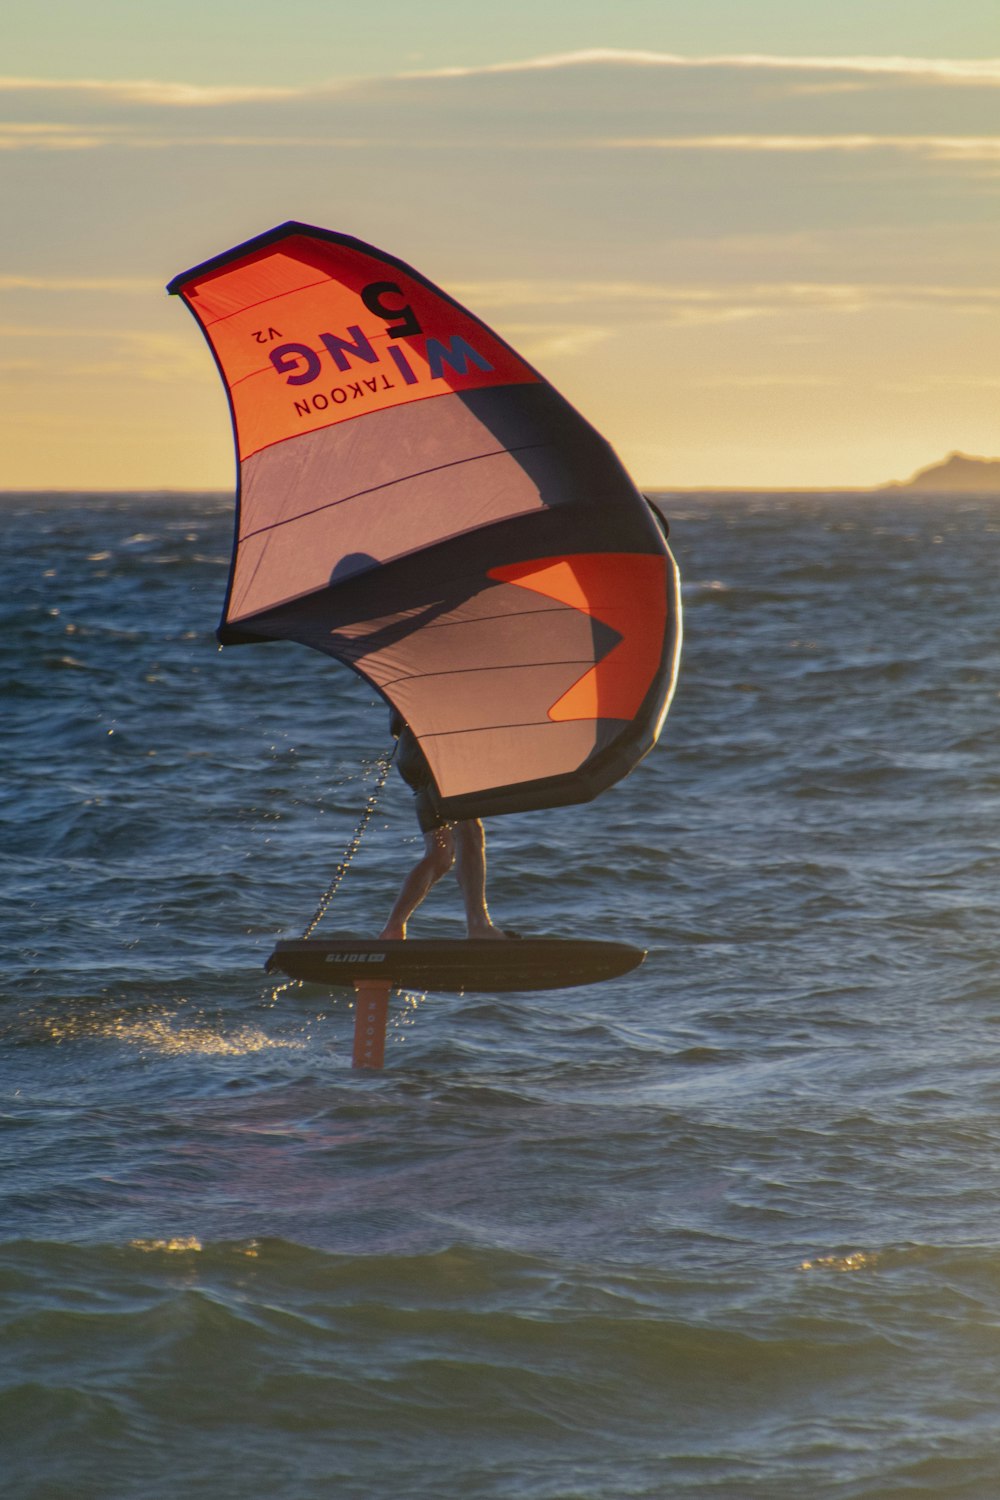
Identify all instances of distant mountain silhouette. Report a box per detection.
[884,452,1000,494]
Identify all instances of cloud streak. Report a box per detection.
[454,280,1000,314]
[601,135,1000,160]
[8,276,998,316]
[1,52,996,170]
[3,123,997,162]
[2,48,1000,112]
[0,274,154,291]
[404,49,1000,86]
[0,124,377,151]
[0,76,307,105]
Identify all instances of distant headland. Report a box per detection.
[652,450,1000,496]
[883,452,1000,494]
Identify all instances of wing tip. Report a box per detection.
[166,221,335,296]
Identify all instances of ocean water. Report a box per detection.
[3,488,1000,1499]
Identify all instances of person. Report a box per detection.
[379,710,513,941]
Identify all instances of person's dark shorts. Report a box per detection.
[395,724,447,832]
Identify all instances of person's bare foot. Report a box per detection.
[467,922,518,939]
[378,924,406,940]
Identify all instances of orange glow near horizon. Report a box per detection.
[1,49,997,491]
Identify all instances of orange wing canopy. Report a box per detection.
[169,222,681,820]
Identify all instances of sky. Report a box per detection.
[2,0,998,490]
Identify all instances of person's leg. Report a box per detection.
[453,819,504,938]
[378,827,455,939]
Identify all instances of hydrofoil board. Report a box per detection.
[266,936,645,992]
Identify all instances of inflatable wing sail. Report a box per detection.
[168,223,681,822]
